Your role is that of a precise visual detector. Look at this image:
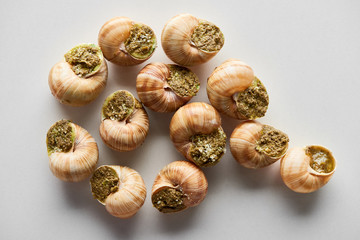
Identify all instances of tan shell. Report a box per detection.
[230,120,289,169]
[136,62,195,112]
[207,58,255,119]
[152,160,208,211]
[280,146,336,193]
[48,122,99,182]
[94,165,147,219]
[48,45,108,106]
[98,17,156,66]
[161,14,223,66]
[169,102,224,165]
[99,90,149,152]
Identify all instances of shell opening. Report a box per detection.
[189,127,227,167]
[190,22,224,52]
[306,146,336,173]
[166,65,200,97]
[255,125,289,158]
[102,91,135,121]
[90,166,119,203]
[64,44,102,77]
[152,187,186,213]
[46,120,74,155]
[233,77,269,119]
[124,24,156,60]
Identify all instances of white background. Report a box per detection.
[1,0,359,239]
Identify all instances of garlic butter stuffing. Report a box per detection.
[162,14,224,66]
[48,43,108,106]
[230,120,289,169]
[152,161,208,213]
[281,145,336,193]
[100,90,149,152]
[170,102,226,167]
[136,62,200,112]
[90,165,146,218]
[207,59,269,120]
[98,17,157,66]
[46,120,99,182]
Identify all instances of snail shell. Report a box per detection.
[161,13,224,66]
[151,160,208,213]
[99,90,149,152]
[48,43,108,106]
[280,145,336,193]
[98,17,157,66]
[169,102,226,167]
[46,120,99,182]
[207,59,269,119]
[136,62,200,112]
[90,165,146,218]
[230,120,289,169]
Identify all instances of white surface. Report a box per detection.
[1,0,359,239]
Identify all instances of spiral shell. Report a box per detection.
[280,146,336,193]
[169,102,226,167]
[99,90,149,152]
[161,14,224,66]
[230,120,289,169]
[98,17,157,66]
[48,44,108,106]
[207,59,269,119]
[151,160,208,213]
[46,120,99,182]
[90,165,146,218]
[136,62,200,112]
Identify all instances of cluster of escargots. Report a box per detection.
[46,13,336,219]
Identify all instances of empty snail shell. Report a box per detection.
[280,145,336,193]
[46,120,99,182]
[98,17,157,66]
[152,160,208,213]
[136,62,200,112]
[161,13,224,66]
[230,120,289,169]
[48,43,108,106]
[169,102,226,167]
[99,90,149,152]
[207,59,269,120]
[90,165,146,218]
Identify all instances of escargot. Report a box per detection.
[48,43,108,106]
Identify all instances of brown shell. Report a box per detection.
[96,165,147,219]
[98,17,156,66]
[230,120,288,169]
[169,102,223,163]
[99,91,149,152]
[161,14,221,66]
[207,58,255,119]
[136,62,194,112]
[280,146,336,193]
[48,54,108,106]
[48,122,99,182]
[152,160,208,209]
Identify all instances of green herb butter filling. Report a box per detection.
[306,146,335,173]
[46,120,74,155]
[102,91,135,121]
[234,77,269,119]
[64,44,101,77]
[190,22,224,52]
[90,166,119,203]
[152,187,186,213]
[124,24,156,59]
[166,65,200,97]
[189,128,227,167]
[255,125,289,158]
